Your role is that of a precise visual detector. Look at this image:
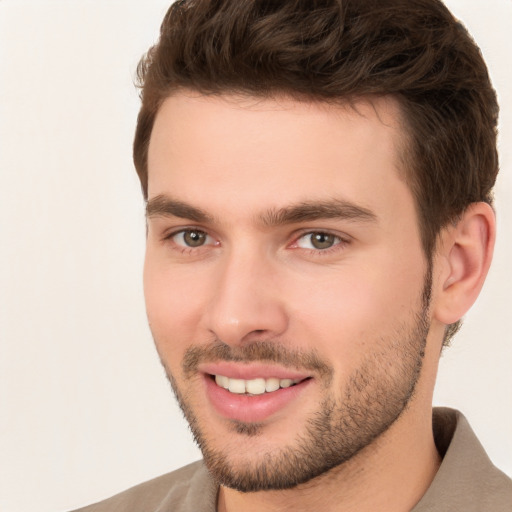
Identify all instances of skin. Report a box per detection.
[143,92,495,512]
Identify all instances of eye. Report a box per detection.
[171,229,212,248]
[296,232,342,250]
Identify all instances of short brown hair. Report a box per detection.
[133,0,499,341]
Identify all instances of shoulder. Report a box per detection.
[70,460,217,512]
[414,408,512,511]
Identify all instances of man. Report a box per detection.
[74,0,511,510]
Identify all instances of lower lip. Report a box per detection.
[204,375,312,423]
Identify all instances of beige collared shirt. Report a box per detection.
[73,408,512,511]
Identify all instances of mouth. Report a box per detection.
[199,364,314,423]
[211,374,306,395]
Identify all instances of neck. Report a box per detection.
[217,403,441,512]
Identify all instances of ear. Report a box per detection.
[433,202,495,325]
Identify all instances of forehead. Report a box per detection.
[147,92,413,224]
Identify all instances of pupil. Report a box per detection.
[312,233,334,249]
[184,230,205,247]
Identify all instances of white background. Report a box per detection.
[0,1,510,511]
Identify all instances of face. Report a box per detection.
[144,93,431,491]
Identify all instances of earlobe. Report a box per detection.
[433,202,495,325]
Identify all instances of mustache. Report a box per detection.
[182,339,333,382]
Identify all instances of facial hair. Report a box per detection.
[159,267,432,492]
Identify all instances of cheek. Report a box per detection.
[285,251,425,362]
[143,255,208,364]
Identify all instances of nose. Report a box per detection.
[203,249,289,346]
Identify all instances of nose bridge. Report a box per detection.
[204,242,288,345]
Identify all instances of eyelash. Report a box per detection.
[161,228,350,256]
[291,231,350,254]
[162,228,216,254]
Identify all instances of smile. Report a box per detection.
[213,375,303,395]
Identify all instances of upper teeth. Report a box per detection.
[214,375,301,395]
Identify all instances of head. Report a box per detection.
[136,0,498,493]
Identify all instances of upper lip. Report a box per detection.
[199,362,311,381]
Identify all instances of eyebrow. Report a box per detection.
[146,195,377,226]
[146,195,212,223]
[260,200,378,226]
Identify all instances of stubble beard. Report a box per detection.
[159,269,432,493]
